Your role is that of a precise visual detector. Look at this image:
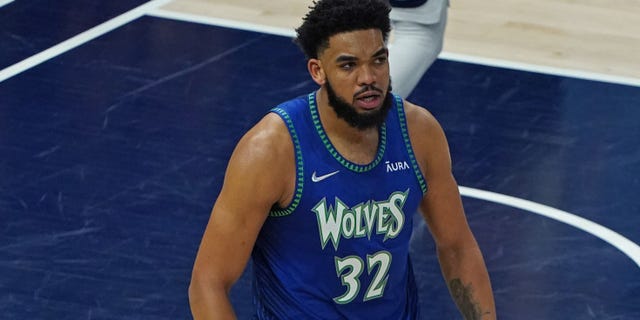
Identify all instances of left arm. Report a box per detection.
[406,101,496,319]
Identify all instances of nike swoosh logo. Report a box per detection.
[311,170,340,182]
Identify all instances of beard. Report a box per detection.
[325,79,393,131]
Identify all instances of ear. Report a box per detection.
[308,59,326,86]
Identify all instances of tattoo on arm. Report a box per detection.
[449,278,490,320]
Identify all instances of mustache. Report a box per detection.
[354,85,383,97]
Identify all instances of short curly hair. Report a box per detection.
[295,0,392,59]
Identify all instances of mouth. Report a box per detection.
[354,91,383,110]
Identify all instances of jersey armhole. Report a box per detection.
[268,107,304,217]
[394,95,428,195]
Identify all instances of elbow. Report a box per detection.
[189,266,238,319]
[189,264,233,302]
[188,267,206,305]
[436,235,483,268]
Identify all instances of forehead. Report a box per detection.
[321,29,386,60]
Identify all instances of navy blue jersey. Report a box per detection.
[251,92,428,319]
[389,0,429,8]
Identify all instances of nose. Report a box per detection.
[357,65,376,86]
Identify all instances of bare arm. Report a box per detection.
[188,113,294,319]
[406,102,496,319]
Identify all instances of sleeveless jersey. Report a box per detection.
[251,92,428,319]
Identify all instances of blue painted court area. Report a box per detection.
[0,0,151,69]
[1,3,639,319]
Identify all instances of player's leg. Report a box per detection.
[389,7,448,98]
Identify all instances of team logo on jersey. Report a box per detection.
[385,160,410,173]
[312,190,409,251]
[311,170,340,182]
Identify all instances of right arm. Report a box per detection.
[188,113,295,319]
[406,102,496,319]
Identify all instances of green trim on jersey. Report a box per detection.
[269,107,304,217]
[395,95,428,194]
[308,93,387,173]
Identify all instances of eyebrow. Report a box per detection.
[335,48,388,63]
[372,48,388,57]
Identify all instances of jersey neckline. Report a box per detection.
[308,92,387,173]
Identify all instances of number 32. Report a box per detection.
[333,250,392,304]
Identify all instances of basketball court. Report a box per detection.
[1,0,639,318]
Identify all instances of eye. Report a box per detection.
[374,56,387,64]
[340,62,355,70]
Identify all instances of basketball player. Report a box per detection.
[188,0,495,319]
[389,0,449,98]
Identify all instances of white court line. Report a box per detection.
[3,4,639,88]
[460,186,640,268]
[148,9,295,38]
[148,9,640,88]
[0,0,14,8]
[1,2,638,267]
[0,0,173,83]
[439,52,640,88]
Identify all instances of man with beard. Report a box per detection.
[189,0,495,319]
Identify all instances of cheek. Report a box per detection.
[329,75,355,96]
[337,83,357,100]
[377,65,390,80]
[332,71,354,83]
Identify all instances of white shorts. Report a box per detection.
[390,0,448,25]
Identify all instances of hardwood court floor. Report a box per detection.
[1,1,639,319]
[161,0,640,83]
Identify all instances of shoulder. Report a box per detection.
[403,100,444,141]
[223,112,295,208]
[402,100,452,176]
[233,112,293,167]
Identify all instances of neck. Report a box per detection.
[316,88,379,140]
[315,88,380,164]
